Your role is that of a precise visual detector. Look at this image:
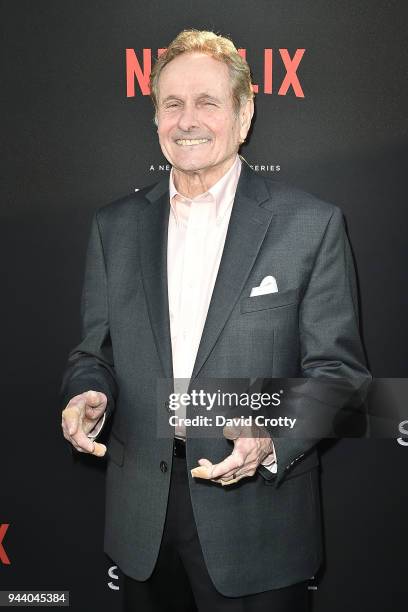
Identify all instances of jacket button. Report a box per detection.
[164,401,171,414]
[160,461,168,473]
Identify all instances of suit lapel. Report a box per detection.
[190,161,275,380]
[139,162,276,382]
[139,180,173,379]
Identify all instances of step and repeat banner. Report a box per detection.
[2,1,407,610]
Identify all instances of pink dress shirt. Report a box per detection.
[167,154,276,471]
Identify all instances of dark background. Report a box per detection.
[1,1,407,610]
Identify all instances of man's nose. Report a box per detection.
[177,103,199,132]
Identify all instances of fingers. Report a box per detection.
[207,450,245,480]
[91,442,107,457]
[62,397,85,436]
[84,389,105,406]
[219,474,245,486]
[198,458,214,472]
[83,390,107,421]
[221,433,272,479]
[192,441,261,486]
[61,390,107,455]
[191,458,214,480]
[191,454,256,486]
[62,419,95,453]
[210,442,262,480]
[84,389,106,410]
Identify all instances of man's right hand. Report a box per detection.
[61,390,107,456]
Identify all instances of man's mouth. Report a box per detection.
[175,138,210,146]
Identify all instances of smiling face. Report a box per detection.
[156,52,253,191]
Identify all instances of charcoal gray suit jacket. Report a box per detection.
[60,159,371,596]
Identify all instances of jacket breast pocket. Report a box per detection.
[240,289,298,314]
[107,431,125,467]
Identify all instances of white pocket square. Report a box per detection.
[250,275,278,297]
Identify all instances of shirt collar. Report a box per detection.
[169,154,242,225]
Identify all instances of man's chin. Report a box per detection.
[171,159,211,174]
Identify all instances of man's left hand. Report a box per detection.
[195,424,274,485]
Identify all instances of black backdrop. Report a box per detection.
[1,1,407,610]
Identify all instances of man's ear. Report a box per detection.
[239,98,254,142]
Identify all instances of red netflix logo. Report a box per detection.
[0,523,11,565]
[126,48,305,98]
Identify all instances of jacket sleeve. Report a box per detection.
[265,206,371,487]
[59,211,118,425]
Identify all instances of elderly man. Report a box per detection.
[60,30,370,611]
